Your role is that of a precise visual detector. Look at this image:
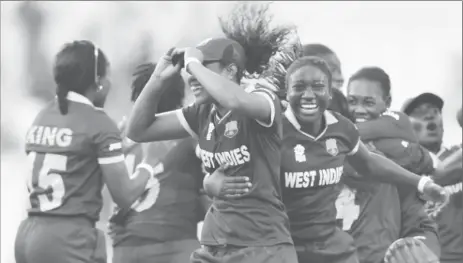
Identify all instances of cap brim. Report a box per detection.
[402,93,444,115]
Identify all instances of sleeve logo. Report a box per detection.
[224,120,239,138]
[326,138,339,156]
[294,144,306,163]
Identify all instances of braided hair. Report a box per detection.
[131,63,185,113]
[53,40,108,114]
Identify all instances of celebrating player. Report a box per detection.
[403,93,463,263]
[204,56,447,263]
[110,62,210,263]
[14,41,157,263]
[125,3,297,263]
[338,67,441,263]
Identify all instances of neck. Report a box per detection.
[421,141,443,154]
[214,103,229,118]
[299,115,325,137]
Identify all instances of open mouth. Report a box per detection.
[299,102,319,115]
[355,118,368,123]
[426,122,437,131]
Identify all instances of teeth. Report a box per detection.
[355,118,367,123]
[301,104,317,109]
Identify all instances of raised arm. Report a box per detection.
[184,48,274,126]
[126,48,190,142]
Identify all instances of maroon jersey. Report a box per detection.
[25,92,124,222]
[110,138,205,246]
[358,110,418,143]
[435,145,463,263]
[177,88,292,246]
[281,109,360,242]
[338,115,437,263]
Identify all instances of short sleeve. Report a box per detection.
[92,112,125,165]
[175,103,201,139]
[346,120,360,156]
[251,85,281,128]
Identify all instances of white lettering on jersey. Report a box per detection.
[198,145,251,169]
[285,166,344,188]
[382,110,400,120]
[445,182,462,195]
[294,144,306,163]
[27,125,73,147]
[206,123,215,141]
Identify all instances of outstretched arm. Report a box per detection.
[126,50,190,142]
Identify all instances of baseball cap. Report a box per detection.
[401,92,444,115]
[196,37,246,70]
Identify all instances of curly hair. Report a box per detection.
[131,63,185,113]
[219,2,295,77]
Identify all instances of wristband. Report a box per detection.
[185,57,201,74]
[417,176,433,193]
[137,163,155,178]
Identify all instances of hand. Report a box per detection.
[184,47,204,73]
[152,47,183,80]
[184,47,204,63]
[203,163,252,199]
[384,236,439,263]
[421,180,449,204]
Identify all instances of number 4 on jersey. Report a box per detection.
[27,152,67,211]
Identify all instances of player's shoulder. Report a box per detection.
[329,110,357,131]
[87,108,120,134]
[380,110,411,126]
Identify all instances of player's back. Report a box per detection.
[26,96,118,222]
[110,137,204,246]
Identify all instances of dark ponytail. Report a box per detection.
[56,85,69,114]
[219,2,295,78]
[53,40,108,115]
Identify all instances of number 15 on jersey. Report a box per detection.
[27,152,67,212]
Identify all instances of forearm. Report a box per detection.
[362,153,421,188]
[188,62,247,110]
[126,75,172,140]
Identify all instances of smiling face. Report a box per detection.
[287,64,331,125]
[347,78,388,123]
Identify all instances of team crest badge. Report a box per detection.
[294,144,306,162]
[325,138,339,156]
[224,120,239,138]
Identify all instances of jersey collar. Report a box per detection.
[284,107,338,141]
[66,91,94,106]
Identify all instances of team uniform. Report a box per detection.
[281,108,360,263]
[435,145,463,263]
[179,88,296,263]
[337,111,439,263]
[110,138,205,263]
[15,91,124,263]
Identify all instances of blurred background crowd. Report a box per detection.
[1,1,461,263]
